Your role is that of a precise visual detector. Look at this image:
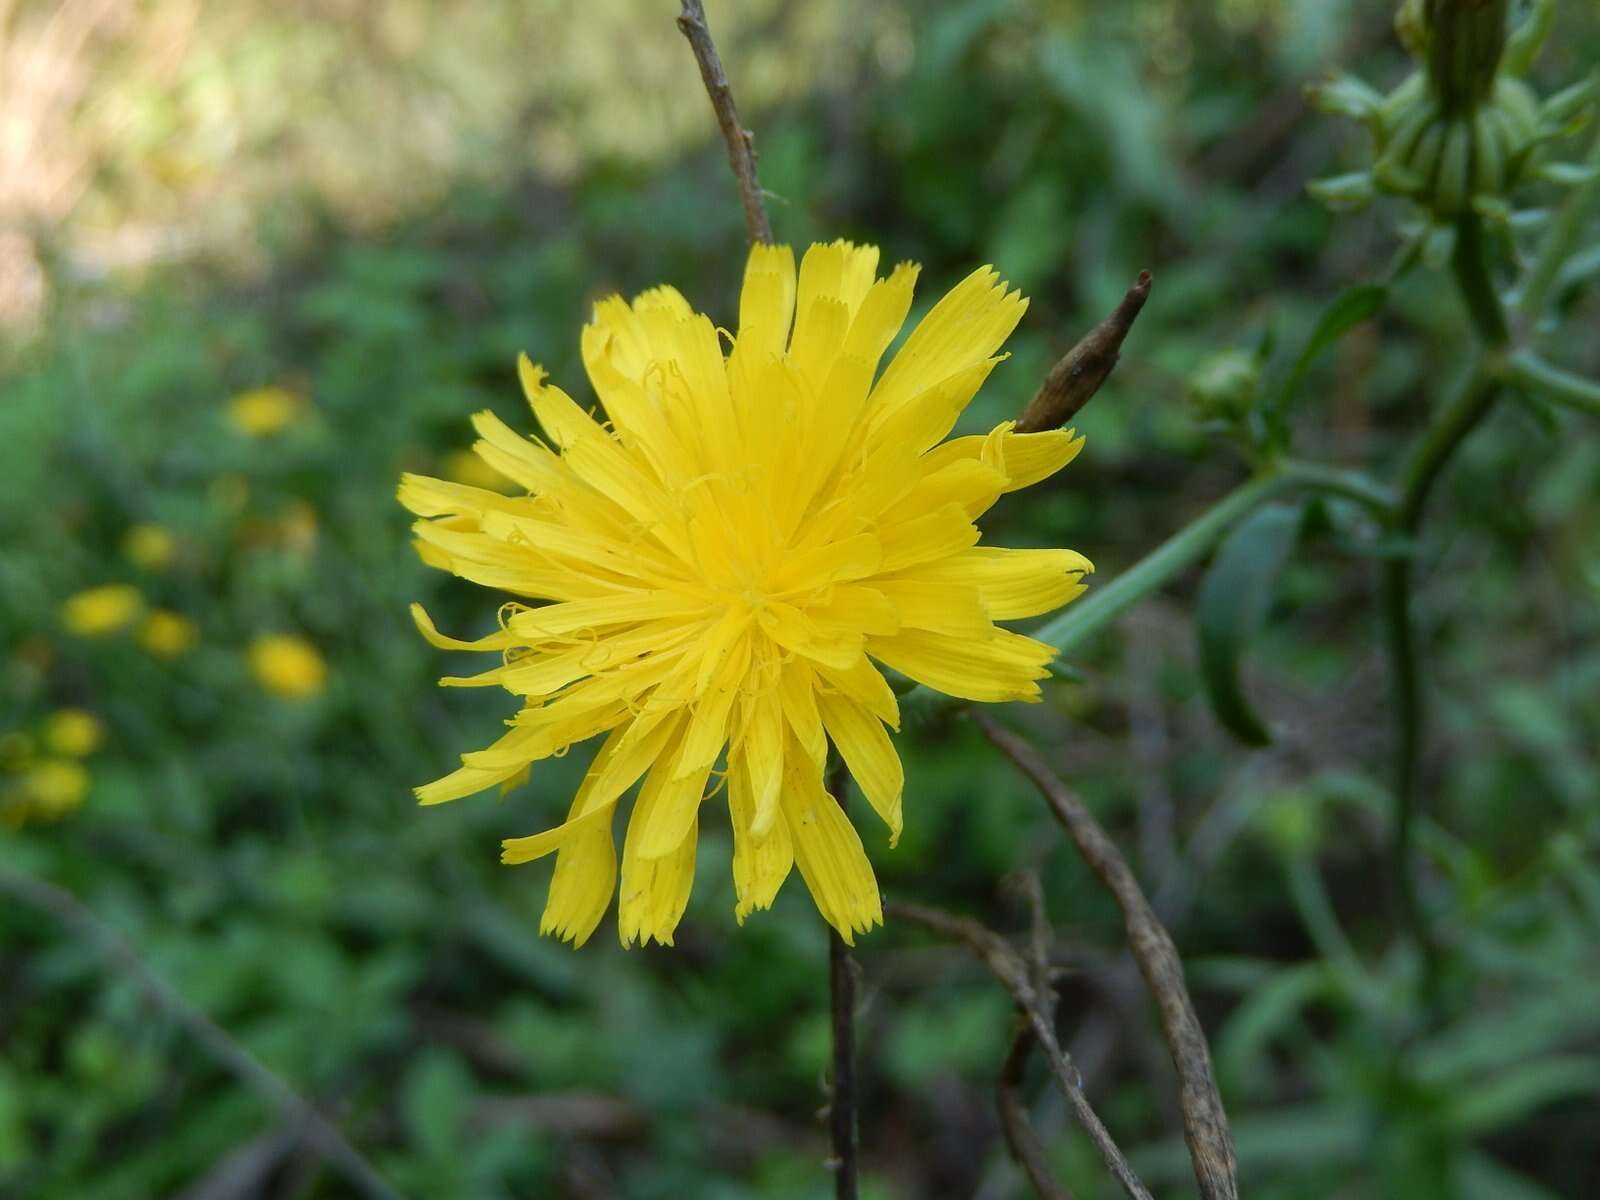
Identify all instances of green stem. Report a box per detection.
[1498,349,1600,417]
[1027,473,1286,659]
[900,460,1394,723]
[1451,213,1511,350]
[1278,459,1398,517]
[1382,316,1503,1016]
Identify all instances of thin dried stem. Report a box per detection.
[887,898,1154,1200]
[1016,272,1153,433]
[998,1022,1076,1200]
[0,867,400,1200]
[676,0,773,245]
[975,713,1239,1200]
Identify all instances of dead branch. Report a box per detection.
[676,0,773,245]
[886,898,1154,1200]
[974,713,1239,1200]
[997,1022,1076,1200]
[1016,272,1153,433]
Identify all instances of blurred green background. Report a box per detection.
[3,0,1598,1197]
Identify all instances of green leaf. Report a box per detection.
[1196,501,1306,745]
[1276,284,1388,418]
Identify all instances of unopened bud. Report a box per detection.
[1424,0,1509,114]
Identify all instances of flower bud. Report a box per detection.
[1186,348,1262,424]
[1424,0,1509,115]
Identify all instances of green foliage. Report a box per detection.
[2,1,1598,1198]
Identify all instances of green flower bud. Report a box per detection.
[1314,0,1590,224]
[1425,0,1509,114]
[1186,348,1262,423]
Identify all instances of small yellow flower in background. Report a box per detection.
[227,386,305,437]
[249,634,328,699]
[44,709,104,758]
[140,610,199,659]
[442,448,518,494]
[11,759,91,822]
[402,241,1092,949]
[62,584,144,637]
[121,523,177,571]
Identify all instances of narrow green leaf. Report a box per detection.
[1277,284,1388,414]
[1196,501,1306,745]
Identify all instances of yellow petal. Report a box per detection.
[814,656,901,730]
[816,694,904,845]
[741,687,785,834]
[736,243,797,367]
[540,797,617,947]
[910,547,1093,619]
[869,265,1027,425]
[618,754,700,947]
[727,753,794,920]
[782,752,882,944]
[868,627,1054,703]
[876,502,980,573]
[408,603,519,652]
[871,580,991,637]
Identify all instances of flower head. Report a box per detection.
[62,584,144,637]
[402,241,1092,947]
[44,709,104,758]
[140,610,199,658]
[227,386,305,437]
[122,523,178,571]
[249,634,328,699]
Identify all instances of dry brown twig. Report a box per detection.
[675,0,773,246]
[1016,272,1153,433]
[975,713,1239,1200]
[886,898,1155,1200]
[997,1022,1076,1200]
[0,868,400,1200]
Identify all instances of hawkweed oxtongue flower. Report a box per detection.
[400,240,1093,948]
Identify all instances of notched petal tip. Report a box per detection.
[516,354,547,399]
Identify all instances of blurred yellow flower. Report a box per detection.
[121,523,177,571]
[140,610,199,658]
[14,759,91,821]
[442,449,517,493]
[62,584,144,636]
[402,241,1091,948]
[227,386,305,436]
[44,709,104,758]
[249,634,328,699]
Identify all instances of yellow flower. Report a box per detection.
[227,386,304,437]
[44,709,103,758]
[122,523,177,571]
[401,241,1092,949]
[249,634,328,699]
[14,759,91,821]
[140,610,199,658]
[62,584,144,636]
